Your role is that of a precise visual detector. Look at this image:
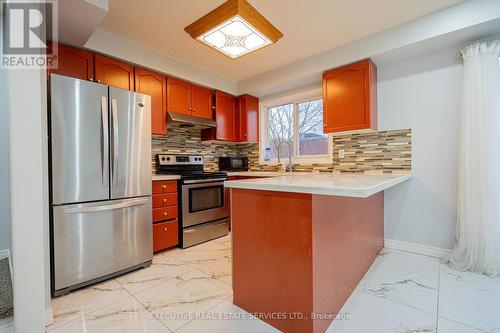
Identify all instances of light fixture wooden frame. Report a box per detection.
[185,0,283,59]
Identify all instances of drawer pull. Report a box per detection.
[163,198,167,203]
[163,212,168,216]
[164,227,167,232]
[162,185,166,189]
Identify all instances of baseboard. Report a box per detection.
[0,250,12,281]
[384,239,451,259]
[0,317,14,331]
[0,250,8,260]
[45,307,54,326]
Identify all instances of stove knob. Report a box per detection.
[161,157,166,161]
[166,157,171,161]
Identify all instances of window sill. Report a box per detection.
[259,156,332,165]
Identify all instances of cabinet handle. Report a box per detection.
[164,227,167,232]
[192,107,196,112]
[162,185,166,189]
[324,124,326,127]
[163,198,167,203]
[97,79,101,83]
[163,212,168,216]
[90,78,94,82]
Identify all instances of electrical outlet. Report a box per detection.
[339,149,345,159]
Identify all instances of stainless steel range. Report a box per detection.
[156,154,229,248]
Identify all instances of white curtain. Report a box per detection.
[449,40,500,276]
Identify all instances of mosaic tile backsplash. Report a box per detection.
[152,123,411,174]
[331,129,412,173]
[151,123,254,172]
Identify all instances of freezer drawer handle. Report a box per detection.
[100,96,109,188]
[63,198,149,214]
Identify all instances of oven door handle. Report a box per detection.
[183,178,227,184]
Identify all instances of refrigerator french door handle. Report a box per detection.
[100,96,109,188]
[111,98,119,185]
[62,198,149,214]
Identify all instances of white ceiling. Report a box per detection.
[99,0,463,82]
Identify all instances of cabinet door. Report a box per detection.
[237,97,246,141]
[153,220,179,252]
[134,67,167,135]
[94,54,134,90]
[191,85,213,119]
[167,77,191,115]
[47,42,94,81]
[238,95,259,142]
[214,90,236,141]
[322,59,376,133]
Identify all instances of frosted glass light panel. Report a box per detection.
[198,15,272,59]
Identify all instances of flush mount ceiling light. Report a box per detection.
[184,0,283,59]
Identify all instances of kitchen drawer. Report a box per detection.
[153,206,178,222]
[152,193,178,208]
[152,180,177,194]
[153,220,178,252]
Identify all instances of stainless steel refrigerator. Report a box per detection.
[50,74,153,296]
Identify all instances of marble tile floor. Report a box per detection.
[46,235,500,333]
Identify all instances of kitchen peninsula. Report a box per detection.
[225,173,411,333]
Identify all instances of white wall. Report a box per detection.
[0,60,11,253]
[1,20,49,329]
[379,49,463,250]
[6,65,48,332]
[239,0,500,97]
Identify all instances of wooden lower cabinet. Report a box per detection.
[152,180,179,253]
[153,206,178,223]
[153,220,179,253]
[152,180,177,194]
[152,193,178,208]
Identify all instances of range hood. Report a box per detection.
[167,112,218,128]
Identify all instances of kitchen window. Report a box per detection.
[260,88,332,164]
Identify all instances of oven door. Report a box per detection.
[181,179,228,228]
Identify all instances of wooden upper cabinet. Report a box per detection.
[134,67,167,136]
[167,77,214,120]
[94,54,134,90]
[167,77,192,115]
[191,85,213,119]
[238,94,259,142]
[322,59,377,133]
[202,92,259,142]
[214,90,236,141]
[47,42,94,81]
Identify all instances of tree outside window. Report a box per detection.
[265,99,328,163]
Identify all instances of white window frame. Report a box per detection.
[259,87,332,165]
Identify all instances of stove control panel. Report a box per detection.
[157,154,203,165]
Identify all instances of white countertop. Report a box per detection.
[224,173,411,198]
[152,174,181,181]
[226,171,314,177]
